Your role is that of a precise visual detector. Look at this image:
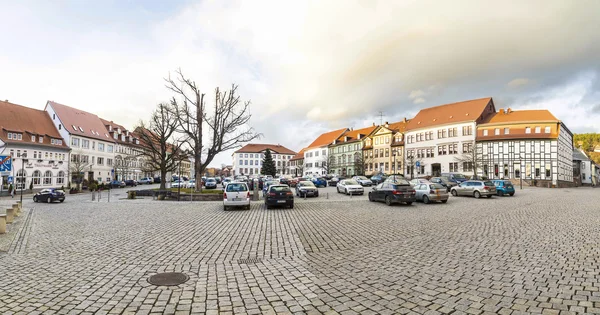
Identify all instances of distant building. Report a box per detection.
[232,144,296,176]
[303,128,348,177]
[328,125,376,177]
[100,118,145,181]
[361,120,408,176]
[0,100,70,192]
[289,148,306,177]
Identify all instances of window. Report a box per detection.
[494,128,500,135]
[244,154,248,158]
[53,114,56,120]
[462,126,473,136]
[7,133,12,140]
[322,150,326,156]
[462,162,473,172]
[17,133,22,140]
[250,160,253,165]
[504,128,509,135]
[58,124,62,130]
[449,162,458,172]
[437,130,442,139]
[39,137,43,143]
[82,139,89,148]
[546,168,551,177]
[385,148,389,157]
[525,127,531,134]
[32,135,36,142]
[98,143,104,152]
[315,151,319,157]
[483,130,488,136]
[97,157,104,165]
[535,126,541,133]
[544,126,551,133]
[375,137,379,145]
[385,137,389,144]
[374,150,379,158]
[43,171,53,185]
[72,125,77,131]
[107,145,114,153]
[57,171,65,185]
[71,138,80,147]
[244,160,248,165]
[463,143,473,153]
[32,170,41,185]
[107,159,113,166]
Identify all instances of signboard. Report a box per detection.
[416,161,421,168]
[7,176,13,184]
[0,156,11,172]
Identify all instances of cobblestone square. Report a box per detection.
[1,187,600,314]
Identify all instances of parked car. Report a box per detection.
[414,183,449,204]
[186,179,197,189]
[205,178,218,189]
[153,177,161,184]
[295,181,319,198]
[311,177,327,188]
[290,177,307,188]
[223,182,250,210]
[124,179,137,187]
[410,178,431,187]
[110,180,126,188]
[429,177,457,192]
[441,172,468,184]
[171,180,186,188]
[368,180,416,206]
[352,176,373,186]
[139,177,153,185]
[491,180,515,196]
[383,174,406,184]
[279,177,290,185]
[214,177,222,184]
[336,179,364,195]
[222,177,233,188]
[33,188,66,203]
[262,180,280,197]
[181,176,189,182]
[264,185,294,209]
[450,180,497,198]
[370,174,387,184]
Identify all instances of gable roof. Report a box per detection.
[46,101,114,142]
[406,97,494,131]
[334,125,377,144]
[235,143,296,155]
[99,117,141,147]
[290,147,306,161]
[307,128,349,149]
[480,109,559,125]
[573,148,590,161]
[0,100,68,149]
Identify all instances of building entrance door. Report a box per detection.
[431,163,441,177]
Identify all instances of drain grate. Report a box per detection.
[147,272,189,286]
[238,258,262,264]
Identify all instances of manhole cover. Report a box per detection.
[147,272,189,286]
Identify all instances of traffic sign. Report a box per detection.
[415,161,421,168]
[0,156,11,172]
[7,176,13,184]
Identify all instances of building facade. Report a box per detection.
[404,98,496,178]
[100,118,146,181]
[476,108,573,187]
[303,128,348,176]
[0,100,70,193]
[232,144,296,176]
[361,120,408,176]
[289,148,306,177]
[329,126,376,177]
[46,101,117,184]
[573,148,594,186]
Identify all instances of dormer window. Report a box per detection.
[39,137,43,143]
[32,135,36,142]
[72,125,77,131]
[78,127,84,132]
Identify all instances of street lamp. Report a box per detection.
[20,153,28,204]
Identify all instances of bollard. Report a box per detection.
[5,208,14,224]
[92,191,96,201]
[17,201,22,211]
[326,192,329,200]
[12,204,20,217]
[108,190,110,202]
[98,190,101,201]
[0,215,6,234]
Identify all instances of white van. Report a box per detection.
[223,182,251,210]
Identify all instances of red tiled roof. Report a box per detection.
[46,101,114,142]
[406,97,494,131]
[480,109,558,125]
[235,143,296,155]
[99,117,141,146]
[307,128,349,149]
[290,148,306,161]
[335,125,377,143]
[0,100,68,149]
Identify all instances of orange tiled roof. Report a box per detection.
[290,147,306,161]
[307,128,348,149]
[388,119,410,133]
[335,125,377,143]
[405,97,494,131]
[99,117,141,146]
[480,109,558,125]
[0,100,69,149]
[236,143,296,155]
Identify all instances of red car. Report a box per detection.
[289,177,307,188]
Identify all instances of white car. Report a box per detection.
[223,182,251,210]
[171,180,186,188]
[337,179,365,195]
[352,176,373,187]
[186,179,196,189]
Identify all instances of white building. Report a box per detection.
[573,148,594,186]
[404,98,496,178]
[477,108,574,187]
[0,100,70,193]
[45,101,117,184]
[100,118,146,181]
[232,144,296,176]
[303,128,348,176]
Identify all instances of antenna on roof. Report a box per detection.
[377,111,384,125]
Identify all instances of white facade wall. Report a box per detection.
[232,151,295,176]
[404,122,477,177]
[303,147,328,176]
[0,143,70,190]
[557,125,574,184]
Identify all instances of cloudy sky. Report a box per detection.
[1,0,599,166]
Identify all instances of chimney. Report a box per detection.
[385,121,389,128]
[403,117,407,123]
[498,108,504,114]
[372,122,375,126]
[507,108,512,113]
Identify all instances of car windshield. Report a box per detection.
[453,174,466,179]
[484,181,495,186]
[356,176,368,180]
[270,186,291,192]
[345,180,359,185]
[393,179,411,185]
[429,184,445,189]
[206,179,216,182]
[226,183,248,192]
[299,181,315,187]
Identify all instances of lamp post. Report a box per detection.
[20,153,28,204]
[392,150,397,174]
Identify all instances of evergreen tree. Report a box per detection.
[261,149,277,176]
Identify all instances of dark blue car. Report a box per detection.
[491,180,515,196]
[370,174,387,184]
[311,177,327,188]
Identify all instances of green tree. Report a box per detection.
[261,149,276,176]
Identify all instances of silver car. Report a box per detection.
[450,180,496,198]
[352,176,373,187]
[410,178,431,187]
[336,179,364,195]
[415,183,449,204]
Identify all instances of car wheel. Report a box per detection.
[474,191,481,199]
[509,192,515,196]
[441,200,447,204]
[497,191,503,196]
[33,196,38,202]
[246,205,251,210]
[289,203,294,209]
[47,197,52,203]
[486,195,492,198]
[224,206,228,211]
[60,200,64,203]
[385,196,392,206]
[337,187,340,193]
[368,193,373,202]
[423,195,430,204]
[405,202,413,205]
[345,189,349,195]
[451,190,458,196]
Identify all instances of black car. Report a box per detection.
[370,173,388,184]
[368,181,416,206]
[279,177,290,185]
[328,176,345,186]
[265,185,294,209]
[124,180,137,187]
[33,188,66,203]
[295,181,319,198]
[153,177,161,183]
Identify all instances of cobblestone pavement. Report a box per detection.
[1,187,600,314]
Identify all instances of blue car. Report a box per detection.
[311,177,327,188]
[491,180,515,196]
[370,174,387,184]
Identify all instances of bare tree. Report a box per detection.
[69,151,90,191]
[405,154,425,179]
[295,160,305,177]
[322,155,337,176]
[353,152,367,176]
[135,103,185,190]
[115,156,136,180]
[454,141,482,178]
[165,69,261,191]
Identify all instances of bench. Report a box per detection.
[0,214,6,234]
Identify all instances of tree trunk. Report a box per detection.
[160,169,167,190]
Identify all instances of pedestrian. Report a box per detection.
[10,186,15,198]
